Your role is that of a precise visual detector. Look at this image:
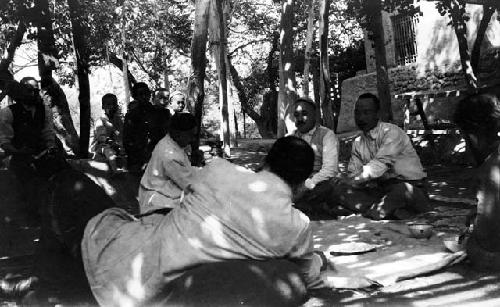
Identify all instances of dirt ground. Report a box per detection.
[1,140,499,306]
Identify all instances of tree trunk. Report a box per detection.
[121,1,131,106]
[209,0,230,156]
[228,56,275,138]
[319,0,334,129]
[302,0,315,98]
[277,0,297,137]
[449,1,478,90]
[188,0,210,150]
[0,20,26,72]
[470,5,495,76]
[108,51,136,87]
[68,0,91,158]
[366,0,393,121]
[36,0,79,155]
[312,59,321,122]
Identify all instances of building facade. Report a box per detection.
[338,1,500,132]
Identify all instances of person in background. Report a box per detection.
[138,113,197,213]
[453,93,500,271]
[82,136,328,307]
[91,93,124,174]
[169,90,186,113]
[123,82,158,174]
[151,87,172,141]
[335,93,429,220]
[0,79,56,225]
[291,97,340,217]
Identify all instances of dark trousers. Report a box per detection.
[9,155,43,223]
[295,178,430,220]
[151,259,308,307]
[333,178,430,220]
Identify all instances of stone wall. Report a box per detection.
[339,48,500,133]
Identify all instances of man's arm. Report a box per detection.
[286,224,325,289]
[162,153,195,191]
[347,140,364,177]
[355,127,407,180]
[307,130,338,187]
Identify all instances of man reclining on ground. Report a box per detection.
[81,136,329,306]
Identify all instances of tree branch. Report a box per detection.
[227,55,262,121]
[471,5,494,74]
[0,20,27,72]
[229,38,269,56]
[108,51,137,86]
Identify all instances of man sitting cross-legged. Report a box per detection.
[334,93,430,220]
[81,136,329,307]
[291,97,340,217]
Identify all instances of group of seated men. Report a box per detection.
[2,73,500,306]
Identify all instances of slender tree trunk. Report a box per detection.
[208,0,230,156]
[312,59,321,122]
[36,0,79,155]
[470,5,495,76]
[319,0,334,129]
[302,0,315,98]
[367,0,393,121]
[121,1,131,106]
[188,0,210,150]
[223,0,237,147]
[68,0,91,158]
[277,0,296,137]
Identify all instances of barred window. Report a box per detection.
[391,14,419,66]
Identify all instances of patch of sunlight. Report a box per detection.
[348,261,372,268]
[201,215,230,249]
[88,160,109,171]
[249,264,266,278]
[313,244,323,249]
[490,165,500,185]
[235,165,252,173]
[96,177,117,196]
[152,168,160,176]
[187,237,203,250]
[354,223,366,229]
[453,140,467,153]
[126,253,146,300]
[332,255,359,264]
[420,140,429,147]
[73,181,84,192]
[112,285,135,307]
[412,283,493,307]
[251,208,269,241]
[394,251,406,257]
[313,237,323,242]
[358,229,369,233]
[184,276,193,289]
[288,273,303,289]
[343,235,359,242]
[275,279,292,298]
[337,233,346,236]
[284,63,291,71]
[248,180,267,193]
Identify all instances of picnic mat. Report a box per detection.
[311,215,467,288]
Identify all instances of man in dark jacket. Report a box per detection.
[123,82,167,174]
[0,80,56,224]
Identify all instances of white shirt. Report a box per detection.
[138,134,195,213]
[348,121,426,181]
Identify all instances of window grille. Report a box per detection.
[391,14,419,66]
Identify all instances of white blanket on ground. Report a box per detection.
[312,216,466,287]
